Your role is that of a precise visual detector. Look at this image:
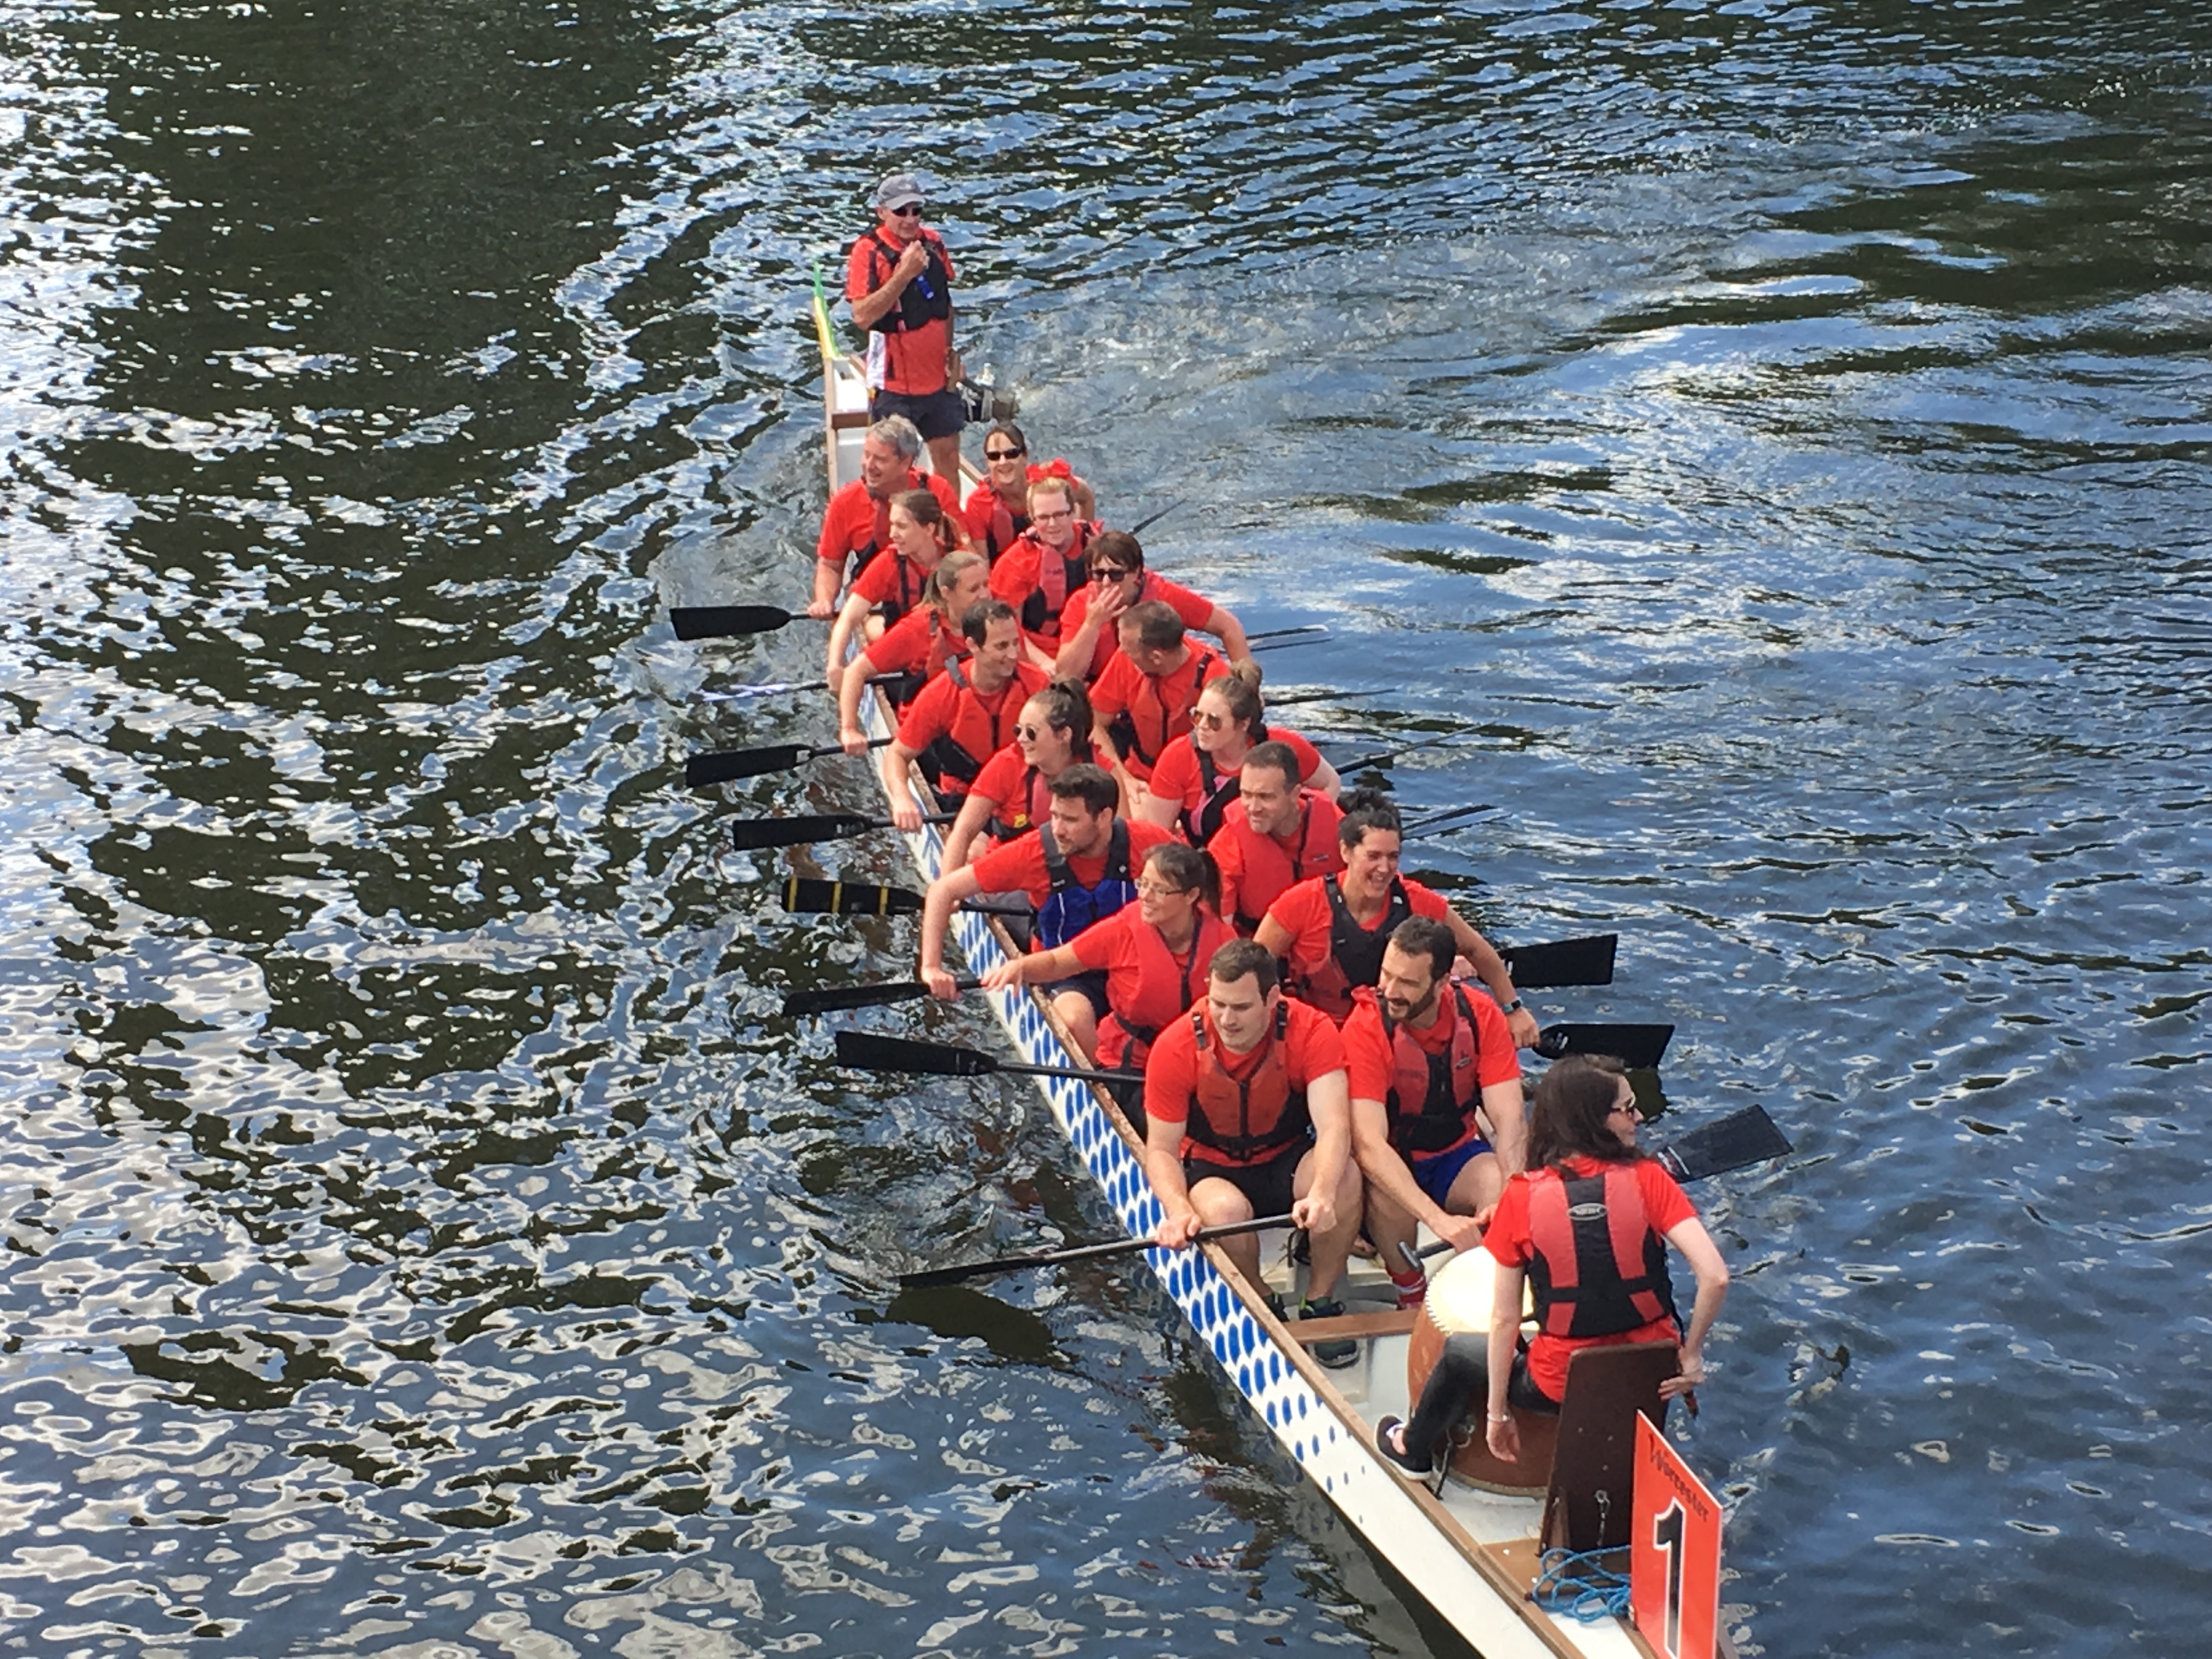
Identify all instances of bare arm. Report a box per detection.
[1055,605,1111,680]
[1444,911,1539,1048]
[1201,603,1251,666]
[939,787,996,873]
[1485,1260,1527,1462]
[917,864,986,997]
[825,591,873,693]
[1661,1215,1730,1398]
[1135,783,1183,832]
[836,654,879,754]
[1351,1094,1480,1251]
[882,740,926,832]
[1296,1067,1352,1238]
[1252,913,1295,963]
[849,239,927,330]
[1479,1077,1526,1178]
[1144,1105,1202,1248]
[980,941,1082,993]
[809,555,844,619]
[1305,754,1342,801]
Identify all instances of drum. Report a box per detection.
[1405,1250,1558,1493]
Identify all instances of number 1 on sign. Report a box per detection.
[1651,1499,1686,1656]
[1630,1414,1721,1659]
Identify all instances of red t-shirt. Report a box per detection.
[962,481,1026,561]
[847,225,955,396]
[1091,641,1226,781]
[853,548,934,613]
[1263,876,1452,984]
[816,471,962,570]
[988,526,1097,638]
[1340,984,1521,1155]
[1148,728,1323,831]
[1056,573,1216,678]
[1068,906,1240,1069]
[1143,997,1347,1166]
[1485,1156,1697,1401]
[860,606,964,683]
[893,661,1049,792]
[966,817,1173,909]
[1211,793,1346,933]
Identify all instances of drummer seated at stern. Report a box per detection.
[1376,1054,1729,1477]
[1143,940,1366,1367]
[1341,916,1527,1307]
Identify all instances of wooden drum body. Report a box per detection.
[1406,1251,1558,1494]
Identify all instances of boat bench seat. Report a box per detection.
[1284,1308,1421,1346]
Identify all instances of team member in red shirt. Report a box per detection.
[845,173,963,484]
[1210,742,1346,934]
[1376,1054,1729,1477]
[1343,917,1528,1307]
[1255,793,1537,1045]
[962,423,1095,563]
[1143,940,1365,1365]
[1138,663,1340,843]
[939,679,1100,873]
[983,842,1236,1068]
[823,489,971,692]
[987,476,1098,661]
[810,416,962,618]
[883,601,1047,828]
[1053,532,1250,682]
[918,765,1174,1011]
[1090,601,1225,796]
[834,551,988,754]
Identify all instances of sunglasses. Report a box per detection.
[1090,566,1136,583]
[1014,724,1048,741]
[889,204,923,217]
[1187,708,1229,730]
[985,448,1026,461]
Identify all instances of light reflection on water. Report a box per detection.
[0,0,2207,1654]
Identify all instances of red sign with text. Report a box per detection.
[1630,1413,1722,1659]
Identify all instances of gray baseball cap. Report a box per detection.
[874,172,927,210]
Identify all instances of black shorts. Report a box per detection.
[1041,969,1110,1022]
[1183,1141,1307,1221]
[871,387,964,441]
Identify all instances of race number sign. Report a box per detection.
[1630,1413,1722,1659]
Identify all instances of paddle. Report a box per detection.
[687,737,892,788]
[1328,731,1472,774]
[1127,500,1185,537]
[697,670,919,704]
[669,603,816,641]
[776,876,1032,919]
[784,978,980,1017]
[1245,624,1328,645]
[1655,1104,1792,1182]
[835,1029,1133,1088]
[731,812,952,852]
[1500,933,1616,990]
[1533,1022,1673,1070]
[899,1213,1292,1290]
[1402,802,1500,834]
[1249,629,1325,655]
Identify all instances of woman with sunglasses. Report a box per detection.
[823,488,972,695]
[1053,531,1250,683]
[938,679,1100,873]
[980,842,1235,1069]
[962,422,1096,565]
[1375,1053,1730,1479]
[836,551,990,754]
[1138,662,1341,844]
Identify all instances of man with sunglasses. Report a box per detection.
[847,173,963,484]
[1088,600,1224,795]
[1052,531,1251,682]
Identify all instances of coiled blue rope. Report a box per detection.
[1532,1546,1632,1622]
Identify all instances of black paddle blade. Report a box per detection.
[1536,1022,1674,1070]
[1503,933,1617,990]
[1657,1106,1792,1182]
[670,603,794,640]
[731,813,878,851]
[780,877,926,916]
[783,981,933,1017]
[834,1029,998,1079]
[687,744,805,787]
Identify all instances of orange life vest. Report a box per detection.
[1523,1165,1677,1339]
[1183,1003,1311,1166]
[1219,793,1344,932]
[1375,983,1485,1156]
[1109,910,1238,1062]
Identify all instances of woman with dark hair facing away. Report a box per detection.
[961,421,1096,563]
[823,487,972,692]
[981,842,1236,1067]
[938,678,1100,874]
[1138,661,1340,844]
[835,550,989,753]
[1376,1054,1730,1476]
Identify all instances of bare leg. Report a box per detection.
[1296,1150,1364,1301]
[1365,1176,1421,1277]
[926,432,963,486]
[1446,1150,1503,1221]
[1050,990,1099,1062]
[1188,1175,1259,1284]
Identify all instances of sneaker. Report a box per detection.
[1375,1414,1434,1480]
[1299,1296,1359,1370]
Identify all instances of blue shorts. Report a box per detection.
[1412,1137,1492,1207]
[1042,969,1110,1022]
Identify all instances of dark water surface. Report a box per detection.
[3,1,2209,1654]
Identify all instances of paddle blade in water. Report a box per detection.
[670,604,793,640]
[687,744,804,787]
[834,1029,999,1079]
[1536,1022,1674,1070]
[730,814,876,851]
[1656,1106,1793,1182]
[780,877,926,916]
[1503,933,1617,990]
